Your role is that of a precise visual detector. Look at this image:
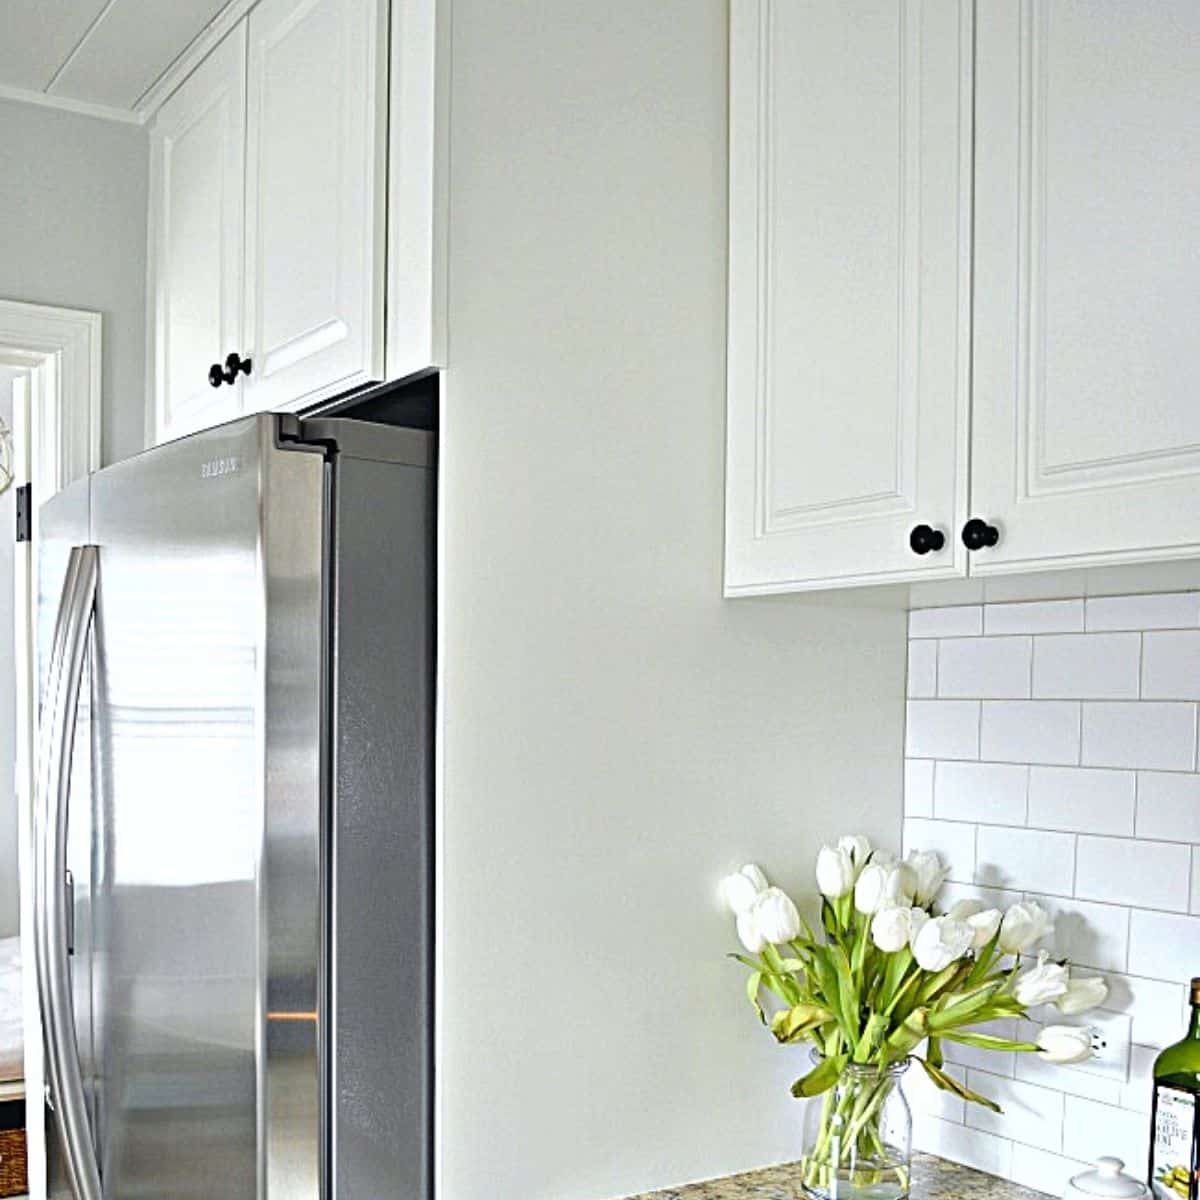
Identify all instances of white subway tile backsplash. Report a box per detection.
[904,818,977,883]
[985,599,1086,636]
[1027,893,1130,973]
[910,605,983,639]
[1028,767,1136,837]
[939,637,1032,700]
[905,759,935,818]
[1086,592,1200,632]
[906,593,1200,1179]
[1076,837,1190,912]
[1081,703,1197,771]
[1113,975,1190,1049]
[908,640,938,698]
[965,1071,1065,1153]
[1061,1098,1149,1170]
[935,761,1028,826]
[1142,631,1200,701]
[1128,910,1200,983]
[1009,1145,1091,1197]
[981,701,1081,766]
[1136,773,1200,843]
[907,701,981,760]
[975,826,1076,896]
[1033,633,1141,700]
[913,1117,1014,1178]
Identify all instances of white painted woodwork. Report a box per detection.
[725,0,974,595]
[240,0,387,412]
[147,27,247,445]
[971,0,1200,575]
[385,0,448,379]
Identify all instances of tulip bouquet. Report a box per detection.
[722,837,1107,1200]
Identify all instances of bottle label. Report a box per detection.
[1152,1085,1197,1200]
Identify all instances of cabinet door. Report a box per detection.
[242,0,387,412]
[725,0,973,595]
[971,1,1200,574]
[147,28,247,445]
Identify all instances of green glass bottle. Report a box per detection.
[1150,979,1200,1200]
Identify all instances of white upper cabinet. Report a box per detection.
[728,0,1200,595]
[970,0,1200,575]
[725,0,974,595]
[148,28,247,444]
[241,0,387,412]
[146,0,445,444]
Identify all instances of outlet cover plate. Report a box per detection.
[1069,1010,1132,1084]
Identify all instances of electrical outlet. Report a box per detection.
[1068,1010,1133,1083]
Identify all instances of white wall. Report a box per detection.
[0,368,19,937]
[438,3,907,1197]
[0,98,148,465]
[904,589,1200,1194]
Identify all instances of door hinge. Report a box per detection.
[15,483,30,542]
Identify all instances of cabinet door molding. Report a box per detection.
[970,0,1200,574]
[147,27,247,445]
[724,0,975,595]
[241,0,388,412]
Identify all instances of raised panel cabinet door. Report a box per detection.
[971,1,1200,574]
[242,0,387,412]
[724,0,973,596]
[147,27,247,445]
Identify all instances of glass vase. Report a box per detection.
[799,1058,912,1200]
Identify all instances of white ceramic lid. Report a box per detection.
[1068,1158,1150,1199]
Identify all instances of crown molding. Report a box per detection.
[134,0,255,122]
[0,81,143,126]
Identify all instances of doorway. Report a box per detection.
[0,299,101,1200]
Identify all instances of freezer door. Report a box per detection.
[86,415,324,1198]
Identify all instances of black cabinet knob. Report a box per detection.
[961,518,1000,551]
[208,363,225,388]
[909,524,946,555]
[222,352,252,384]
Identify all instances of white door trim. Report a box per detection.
[1,298,102,1200]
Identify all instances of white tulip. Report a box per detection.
[871,905,928,953]
[1014,952,1071,1007]
[855,860,916,915]
[906,850,949,906]
[965,908,1002,949]
[998,900,1055,955]
[837,835,873,872]
[948,899,984,919]
[1037,1024,1093,1065]
[816,845,856,899]
[721,863,769,915]
[911,914,973,972]
[752,886,802,945]
[736,910,766,954]
[1056,975,1108,1016]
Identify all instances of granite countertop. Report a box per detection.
[623,1153,1048,1200]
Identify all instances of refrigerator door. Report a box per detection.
[84,415,324,1198]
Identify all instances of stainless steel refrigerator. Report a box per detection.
[33,414,434,1199]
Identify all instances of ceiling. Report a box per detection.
[0,0,234,121]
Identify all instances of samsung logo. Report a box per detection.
[201,455,241,479]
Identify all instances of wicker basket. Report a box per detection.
[0,1126,27,1198]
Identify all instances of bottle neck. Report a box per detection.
[1187,1002,1200,1041]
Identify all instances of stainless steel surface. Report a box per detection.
[34,544,102,1200]
[327,449,434,1199]
[285,415,436,467]
[36,412,435,1199]
[86,415,324,1197]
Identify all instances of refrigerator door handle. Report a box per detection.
[34,544,102,1200]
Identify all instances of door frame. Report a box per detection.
[1,297,101,1200]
